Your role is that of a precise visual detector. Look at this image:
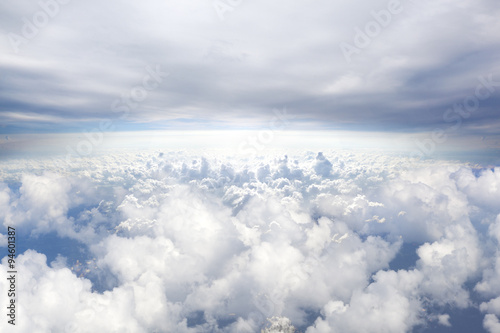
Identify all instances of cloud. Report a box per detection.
[484,314,500,333]
[437,314,451,327]
[1,149,500,332]
[307,269,423,333]
[0,172,101,242]
[0,249,198,333]
[476,214,500,298]
[0,0,499,136]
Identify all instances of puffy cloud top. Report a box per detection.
[0,150,500,332]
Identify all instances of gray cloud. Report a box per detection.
[0,0,499,137]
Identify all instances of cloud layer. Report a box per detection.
[1,0,500,138]
[1,149,500,332]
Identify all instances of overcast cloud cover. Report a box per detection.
[1,0,500,332]
[0,0,500,139]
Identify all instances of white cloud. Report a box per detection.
[437,314,451,327]
[1,150,500,332]
[307,269,423,333]
[484,314,500,333]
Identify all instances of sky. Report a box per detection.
[0,0,499,142]
[1,1,500,333]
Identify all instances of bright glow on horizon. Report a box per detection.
[1,130,497,166]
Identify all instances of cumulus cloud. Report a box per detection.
[1,149,500,332]
[437,314,451,327]
[484,314,500,333]
[0,172,101,241]
[307,269,423,333]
